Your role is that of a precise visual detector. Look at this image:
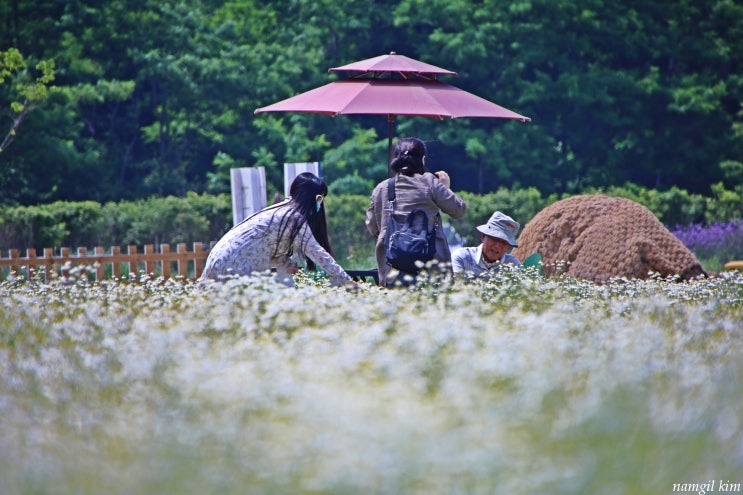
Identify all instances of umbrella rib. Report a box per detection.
[342,71,441,82]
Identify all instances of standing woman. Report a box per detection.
[201,172,353,287]
[366,137,467,286]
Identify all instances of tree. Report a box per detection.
[0,48,56,153]
[1,0,741,204]
[394,0,743,194]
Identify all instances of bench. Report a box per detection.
[346,269,379,285]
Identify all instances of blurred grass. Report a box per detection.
[1,271,742,494]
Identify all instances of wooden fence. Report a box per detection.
[3,242,735,284]
[0,243,215,282]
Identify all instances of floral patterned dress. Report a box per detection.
[201,203,352,287]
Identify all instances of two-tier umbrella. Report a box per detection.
[254,52,530,167]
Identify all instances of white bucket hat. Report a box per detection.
[476,211,520,247]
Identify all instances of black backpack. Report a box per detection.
[383,176,437,274]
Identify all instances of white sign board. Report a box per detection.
[284,162,321,198]
[230,167,267,225]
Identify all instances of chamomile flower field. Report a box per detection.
[2,268,742,495]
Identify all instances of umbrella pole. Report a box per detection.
[387,114,394,177]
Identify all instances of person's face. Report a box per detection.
[481,234,511,263]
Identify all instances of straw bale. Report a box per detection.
[511,194,707,283]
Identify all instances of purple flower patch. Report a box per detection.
[671,219,743,262]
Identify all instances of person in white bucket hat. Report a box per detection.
[451,211,522,279]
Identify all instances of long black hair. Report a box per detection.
[389,137,427,176]
[274,172,333,270]
[230,173,334,271]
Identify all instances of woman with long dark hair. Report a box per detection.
[201,173,353,287]
[366,137,467,286]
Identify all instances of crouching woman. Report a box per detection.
[201,172,353,287]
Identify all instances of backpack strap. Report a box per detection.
[387,175,442,233]
[387,176,396,215]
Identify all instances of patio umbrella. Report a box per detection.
[254,52,530,168]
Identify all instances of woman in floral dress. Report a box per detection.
[201,173,353,287]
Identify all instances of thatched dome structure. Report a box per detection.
[511,194,706,283]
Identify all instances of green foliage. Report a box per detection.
[0,48,56,153]
[112,193,233,247]
[2,0,742,205]
[0,204,69,249]
[0,193,232,251]
[580,182,743,227]
[449,188,553,245]
[328,172,374,196]
[321,126,387,185]
[395,0,743,194]
[582,183,709,226]
[206,151,249,194]
[324,194,376,269]
[706,182,743,224]
[721,160,743,184]
[0,49,24,84]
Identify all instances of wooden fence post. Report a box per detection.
[160,244,171,278]
[60,248,71,278]
[111,246,122,279]
[194,243,205,279]
[176,243,187,278]
[144,245,155,275]
[43,247,54,281]
[94,246,105,280]
[26,248,37,279]
[127,245,137,278]
[8,249,19,277]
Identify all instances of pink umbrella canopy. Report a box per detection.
[327,52,457,77]
[254,52,530,166]
[255,78,530,121]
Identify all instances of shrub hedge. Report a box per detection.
[1,184,741,270]
[0,192,232,253]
